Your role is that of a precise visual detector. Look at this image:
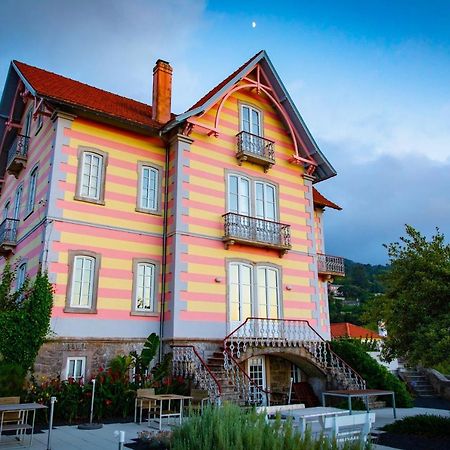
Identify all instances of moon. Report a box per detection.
[252,21,256,28]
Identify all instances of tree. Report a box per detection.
[364,225,450,368]
[0,264,54,393]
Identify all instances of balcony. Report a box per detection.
[7,134,29,178]
[0,218,19,256]
[236,131,275,172]
[223,212,291,255]
[317,253,345,278]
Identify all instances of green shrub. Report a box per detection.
[382,414,450,437]
[432,361,450,375]
[171,403,370,450]
[330,338,413,407]
[0,362,26,396]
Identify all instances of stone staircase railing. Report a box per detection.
[172,345,222,404]
[224,318,366,392]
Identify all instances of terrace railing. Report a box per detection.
[223,213,291,255]
[317,253,345,277]
[7,134,29,178]
[236,131,275,172]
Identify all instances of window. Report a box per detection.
[66,251,101,313]
[241,105,261,136]
[132,260,158,314]
[3,201,10,221]
[17,262,27,290]
[75,148,108,204]
[248,356,267,404]
[82,152,101,199]
[137,163,161,213]
[26,167,38,215]
[228,173,278,220]
[13,185,23,220]
[291,364,302,383]
[36,105,43,133]
[228,261,281,327]
[65,357,86,381]
[23,108,33,137]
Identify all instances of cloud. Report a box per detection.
[319,143,450,264]
[0,0,206,111]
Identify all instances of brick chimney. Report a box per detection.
[152,59,173,124]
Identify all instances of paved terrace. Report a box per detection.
[2,406,448,450]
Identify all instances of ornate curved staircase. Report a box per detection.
[172,318,365,405]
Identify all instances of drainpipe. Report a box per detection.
[158,139,170,361]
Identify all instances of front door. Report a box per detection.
[248,356,267,404]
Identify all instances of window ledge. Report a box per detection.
[64,306,97,314]
[74,195,105,206]
[135,207,162,216]
[130,310,159,317]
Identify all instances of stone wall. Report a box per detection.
[34,338,146,380]
[268,355,291,395]
[425,368,450,401]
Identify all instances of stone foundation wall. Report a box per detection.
[268,356,291,393]
[34,338,147,380]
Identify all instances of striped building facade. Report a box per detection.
[0,52,350,401]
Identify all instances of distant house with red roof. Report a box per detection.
[0,51,364,404]
[331,322,382,340]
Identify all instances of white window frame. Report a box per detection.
[3,201,10,221]
[291,364,302,383]
[256,265,281,319]
[26,167,38,215]
[70,255,96,308]
[23,108,33,137]
[36,104,44,133]
[228,261,282,327]
[240,104,262,137]
[17,262,27,290]
[227,173,278,221]
[81,152,102,200]
[13,184,23,221]
[134,262,156,312]
[229,262,254,324]
[65,357,86,381]
[138,165,159,212]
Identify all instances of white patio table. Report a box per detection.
[281,406,349,434]
[0,402,47,446]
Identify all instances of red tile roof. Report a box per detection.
[331,323,381,339]
[13,61,165,129]
[313,188,341,210]
[187,50,264,112]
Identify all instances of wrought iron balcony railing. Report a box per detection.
[172,345,222,404]
[223,212,291,255]
[0,218,19,256]
[317,253,345,277]
[7,134,29,178]
[236,131,275,172]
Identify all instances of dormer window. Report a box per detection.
[241,105,261,137]
[236,104,274,172]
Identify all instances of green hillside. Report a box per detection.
[329,259,388,326]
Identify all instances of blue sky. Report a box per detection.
[1,0,449,264]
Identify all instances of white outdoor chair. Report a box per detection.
[322,412,376,446]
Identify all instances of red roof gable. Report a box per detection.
[13,61,165,129]
[313,188,341,210]
[331,323,381,339]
